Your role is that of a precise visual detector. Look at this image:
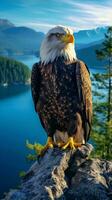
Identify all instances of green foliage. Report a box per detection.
[92,26,112,160]
[92,120,112,159]
[19,171,26,178]
[96,26,112,60]
[26,154,37,161]
[26,140,44,161]
[0,56,31,85]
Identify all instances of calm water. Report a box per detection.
[0,55,105,198]
[0,55,43,198]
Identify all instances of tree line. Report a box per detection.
[0,56,31,85]
[92,26,112,160]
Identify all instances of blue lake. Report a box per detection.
[0,55,105,198]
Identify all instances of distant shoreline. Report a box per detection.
[0,84,31,100]
[0,81,31,87]
[0,52,39,57]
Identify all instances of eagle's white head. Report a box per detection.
[40,25,77,64]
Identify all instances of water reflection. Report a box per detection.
[0,85,31,100]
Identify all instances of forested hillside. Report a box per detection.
[0,56,31,85]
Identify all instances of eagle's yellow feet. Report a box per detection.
[57,142,65,147]
[38,137,54,156]
[62,137,75,149]
[62,137,82,150]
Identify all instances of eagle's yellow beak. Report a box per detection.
[60,33,74,44]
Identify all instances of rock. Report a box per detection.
[2,144,112,200]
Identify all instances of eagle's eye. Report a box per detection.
[48,33,65,41]
[55,33,60,38]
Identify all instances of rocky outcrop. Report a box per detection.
[2,144,112,200]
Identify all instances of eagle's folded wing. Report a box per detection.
[76,60,92,141]
[31,63,41,112]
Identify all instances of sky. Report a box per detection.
[0,0,112,32]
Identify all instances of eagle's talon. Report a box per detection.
[62,137,75,150]
[57,142,65,147]
[49,144,54,148]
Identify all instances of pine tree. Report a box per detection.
[92,27,112,159]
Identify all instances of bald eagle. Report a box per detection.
[31,25,92,153]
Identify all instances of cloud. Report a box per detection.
[1,0,111,32]
[24,22,56,32]
[62,1,112,30]
[43,8,63,13]
[24,21,76,33]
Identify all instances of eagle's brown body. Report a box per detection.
[31,57,92,144]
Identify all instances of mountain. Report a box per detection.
[74,27,108,67]
[0,19,108,66]
[0,19,15,31]
[74,27,107,45]
[0,19,45,55]
[75,39,104,50]
[77,42,107,67]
